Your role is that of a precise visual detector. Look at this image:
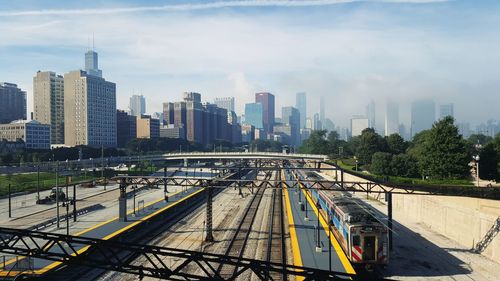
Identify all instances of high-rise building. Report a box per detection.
[385,101,399,136]
[163,102,175,125]
[136,115,160,139]
[306,117,313,130]
[366,100,376,129]
[319,96,325,130]
[457,122,471,139]
[116,110,137,147]
[439,103,454,119]
[411,99,435,138]
[64,69,116,147]
[184,92,204,144]
[323,118,335,132]
[85,50,102,78]
[163,93,239,146]
[255,92,275,136]
[0,82,26,124]
[295,92,306,129]
[351,115,369,137]
[313,113,321,130]
[33,71,65,144]
[282,106,300,146]
[129,95,146,117]
[214,97,235,113]
[244,103,263,130]
[0,120,50,149]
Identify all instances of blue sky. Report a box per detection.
[0,0,499,129]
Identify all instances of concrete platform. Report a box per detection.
[283,170,356,275]
[0,185,205,277]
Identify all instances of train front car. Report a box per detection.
[343,204,389,270]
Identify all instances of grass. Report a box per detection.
[328,159,473,187]
[0,172,96,197]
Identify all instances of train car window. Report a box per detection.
[352,235,360,246]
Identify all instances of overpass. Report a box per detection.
[159,152,327,161]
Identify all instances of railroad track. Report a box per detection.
[266,180,286,280]
[217,171,272,279]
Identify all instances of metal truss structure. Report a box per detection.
[0,227,356,281]
[116,174,500,200]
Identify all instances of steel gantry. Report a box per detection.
[0,227,356,281]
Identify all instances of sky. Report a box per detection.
[0,0,499,130]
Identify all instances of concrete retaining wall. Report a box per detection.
[320,163,500,263]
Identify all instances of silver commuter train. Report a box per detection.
[301,171,389,269]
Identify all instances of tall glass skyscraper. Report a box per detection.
[385,101,399,136]
[411,99,436,138]
[244,103,263,129]
[295,92,306,129]
[129,94,146,117]
[85,50,102,78]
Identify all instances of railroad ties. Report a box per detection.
[217,171,273,279]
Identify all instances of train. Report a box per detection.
[300,170,389,270]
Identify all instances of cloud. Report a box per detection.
[0,0,498,129]
[0,0,451,17]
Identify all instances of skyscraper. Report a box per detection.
[313,113,321,130]
[0,82,26,124]
[439,103,454,119]
[320,96,325,129]
[282,106,300,146]
[184,92,203,144]
[411,99,436,138]
[64,68,116,147]
[214,97,235,113]
[163,102,175,125]
[85,49,102,78]
[244,103,263,130]
[116,110,137,147]
[351,115,369,137]
[255,92,275,136]
[33,71,65,144]
[295,92,306,129]
[129,95,146,117]
[366,100,376,129]
[385,101,399,136]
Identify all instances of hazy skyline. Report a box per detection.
[1,0,499,128]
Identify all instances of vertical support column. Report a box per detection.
[118,178,127,222]
[205,184,214,242]
[387,192,393,251]
[73,184,77,222]
[8,184,11,218]
[184,158,188,167]
[340,169,344,189]
[164,166,168,193]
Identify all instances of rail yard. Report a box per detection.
[0,152,499,280]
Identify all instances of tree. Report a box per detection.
[417,117,470,179]
[354,128,387,165]
[407,130,431,176]
[299,130,330,155]
[478,142,498,180]
[391,154,420,178]
[468,134,493,146]
[327,131,347,157]
[386,134,408,155]
[370,152,393,175]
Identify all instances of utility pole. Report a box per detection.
[56,161,60,229]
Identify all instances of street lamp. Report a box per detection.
[355,157,359,172]
[473,155,480,187]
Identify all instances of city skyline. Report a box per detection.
[0,0,499,129]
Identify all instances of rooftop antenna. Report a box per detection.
[87,36,90,51]
[92,32,95,50]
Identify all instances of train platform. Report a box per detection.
[0,185,205,277]
[283,170,356,276]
